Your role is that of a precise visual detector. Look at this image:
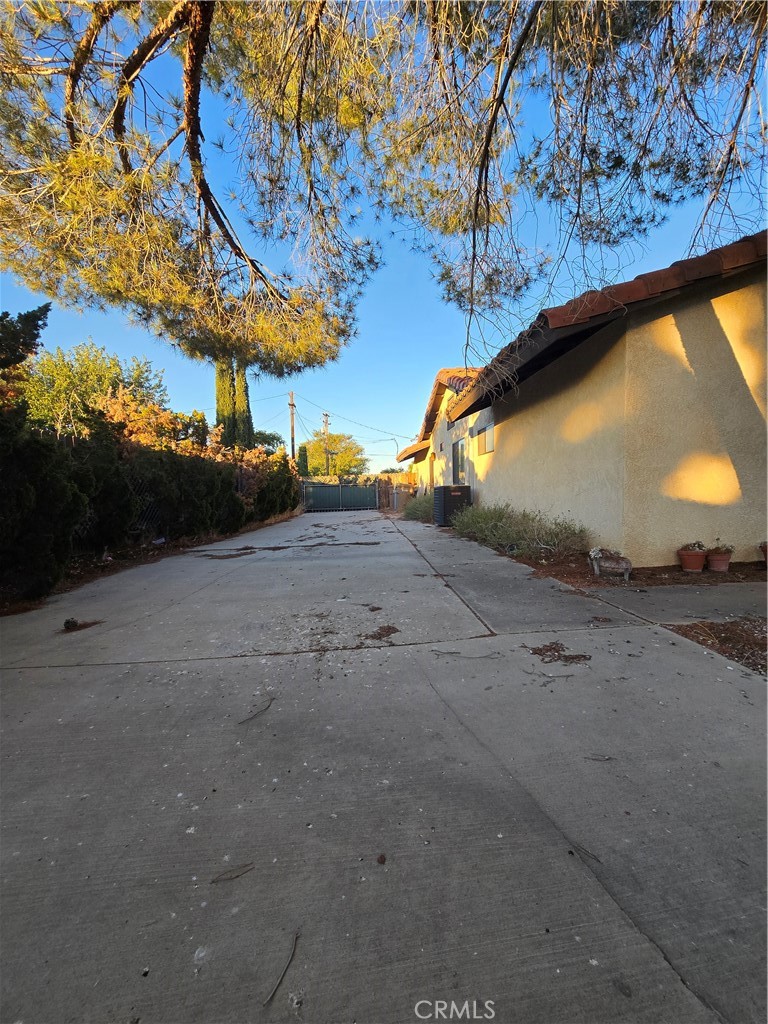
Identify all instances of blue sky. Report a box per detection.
[2,7,764,473]
[0,204,734,473]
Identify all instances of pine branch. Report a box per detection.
[64,0,121,147]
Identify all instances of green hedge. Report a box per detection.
[0,405,86,597]
[0,409,299,599]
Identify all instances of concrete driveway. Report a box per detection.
[1,511,765,1024]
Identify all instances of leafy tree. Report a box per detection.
[21,342,168,436]
[122,357,169,410]
[252,430,286,455]
[101,386,209,453]
[296,443,309,477]
[305,430,368,476]
[0,2,763,371]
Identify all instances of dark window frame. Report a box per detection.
[452,437,466,484]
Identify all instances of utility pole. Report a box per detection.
[323,412,330,475]
[288,391,296,460]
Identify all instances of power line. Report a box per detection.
[255,409,285,428]
[250,391,289,403]
[294,408,319,441]
[292,392,412,440]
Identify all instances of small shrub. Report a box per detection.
[451,503,591,558]
[402,491,433,523]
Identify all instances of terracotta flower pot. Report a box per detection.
[678,548,706,572]
[706,552,732,573]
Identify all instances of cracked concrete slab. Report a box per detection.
[593,582,766,624]
[1,511,764,1024]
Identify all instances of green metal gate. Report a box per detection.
[302,482,378,512]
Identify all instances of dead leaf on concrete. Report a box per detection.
[523,641,591,664]
[365,625,400,641]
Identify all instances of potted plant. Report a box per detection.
[677,541,706,573]
[706,540,734,573]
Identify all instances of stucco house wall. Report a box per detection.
[406,267,766,566]
[622,268,766,565]
[472,323,627,550]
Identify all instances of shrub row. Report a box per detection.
[0,407,299,598]
[451,503,591,557]
[402,491,434,523]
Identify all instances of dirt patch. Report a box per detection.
[513,554,767,590]
[195,540,383,557]
[365,624,400,642]
[199,546,258,559]
[664,616,766,675]
[306,541,380,548]
[523,641,591,665]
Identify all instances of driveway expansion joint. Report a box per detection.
[391,518,497,635]
[417,661,729,1024]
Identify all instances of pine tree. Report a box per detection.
[1,3,762,367]
[0,302,50,405]
[215,359,236,447]
[234,362,255,448]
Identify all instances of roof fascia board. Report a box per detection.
[447,310,622,422]
[448,238,766,425]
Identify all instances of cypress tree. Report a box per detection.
[234,362,255,448]
[215,358,236,447]
[296,443,309,477]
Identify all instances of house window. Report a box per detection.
[452,438,466,484]
[476,425,494,455]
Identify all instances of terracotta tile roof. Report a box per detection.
[448,230,767,421]
[397,366,481,461]
[542,231,765,329]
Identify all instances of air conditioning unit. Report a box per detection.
[433,485,472,526]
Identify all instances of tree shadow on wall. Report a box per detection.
[673,294,766,512]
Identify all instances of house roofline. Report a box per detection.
[397,439,431,462]
[447,230,767,423]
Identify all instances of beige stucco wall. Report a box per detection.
[483,324,628,548]
[406,268,766,565]
[419,323,628,550]
[623,269,766,565]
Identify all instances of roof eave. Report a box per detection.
[448,310,623,422]
[397,439,431,462]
